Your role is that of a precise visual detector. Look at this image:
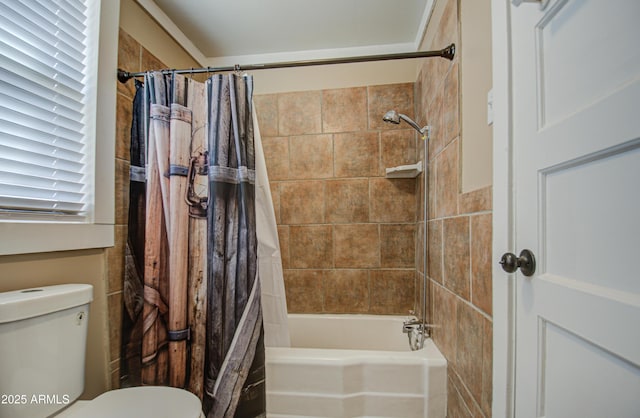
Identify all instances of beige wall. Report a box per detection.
[251,60,419,95]
[460,0,493,192]
[119,0,198,71]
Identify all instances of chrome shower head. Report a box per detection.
[382,110,429,139]
[383,110,401,124]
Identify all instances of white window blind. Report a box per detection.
[0,0,97,221]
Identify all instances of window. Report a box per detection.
[0,0,117,255]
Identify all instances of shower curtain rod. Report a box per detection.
[117,44,455,83]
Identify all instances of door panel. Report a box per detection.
[541,320,640,418]
[534,0,640,128]
[542,143,640,293]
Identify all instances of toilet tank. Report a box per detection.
[0,284,93,418]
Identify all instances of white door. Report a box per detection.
[508,0,640,416]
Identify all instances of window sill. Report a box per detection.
[0,223,114,255]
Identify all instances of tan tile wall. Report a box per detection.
[255,84,421,315]
[416,0,493,416]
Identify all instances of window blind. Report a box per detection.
[0,0,93,219]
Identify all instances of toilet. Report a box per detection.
[0,284,204,418]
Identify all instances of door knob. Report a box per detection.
[499,249,536,276]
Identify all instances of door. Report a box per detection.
[509,0,640,416]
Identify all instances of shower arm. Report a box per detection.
[399,114,429,136]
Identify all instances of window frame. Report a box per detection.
[0,0,117,255]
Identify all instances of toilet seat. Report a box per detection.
[60,386,203,418]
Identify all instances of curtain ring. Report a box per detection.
[170,70,176,103]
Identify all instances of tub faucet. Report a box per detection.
[402,317,423,333]
[403,317,436,350]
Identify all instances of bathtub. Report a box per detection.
[265,314,447,418]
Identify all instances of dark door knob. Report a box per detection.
[499,249,536,276]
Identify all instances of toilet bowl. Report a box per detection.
[0,284,204,418]
[54,386,204,418]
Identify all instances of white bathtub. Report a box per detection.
[265,314,447,418]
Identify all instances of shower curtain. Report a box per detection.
[121,72,289,418]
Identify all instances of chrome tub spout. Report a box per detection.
[403,318,436,351]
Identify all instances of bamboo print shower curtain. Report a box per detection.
[121,73,266,417]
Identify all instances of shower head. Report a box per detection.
[383,110,401,124]
[382,110,429,139]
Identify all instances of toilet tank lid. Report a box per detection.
[0,284,93,324]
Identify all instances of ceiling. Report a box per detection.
[138,0,434,66]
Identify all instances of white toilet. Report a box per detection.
[0,284,204,418]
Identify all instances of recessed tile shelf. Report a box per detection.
[385,161,423,178]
